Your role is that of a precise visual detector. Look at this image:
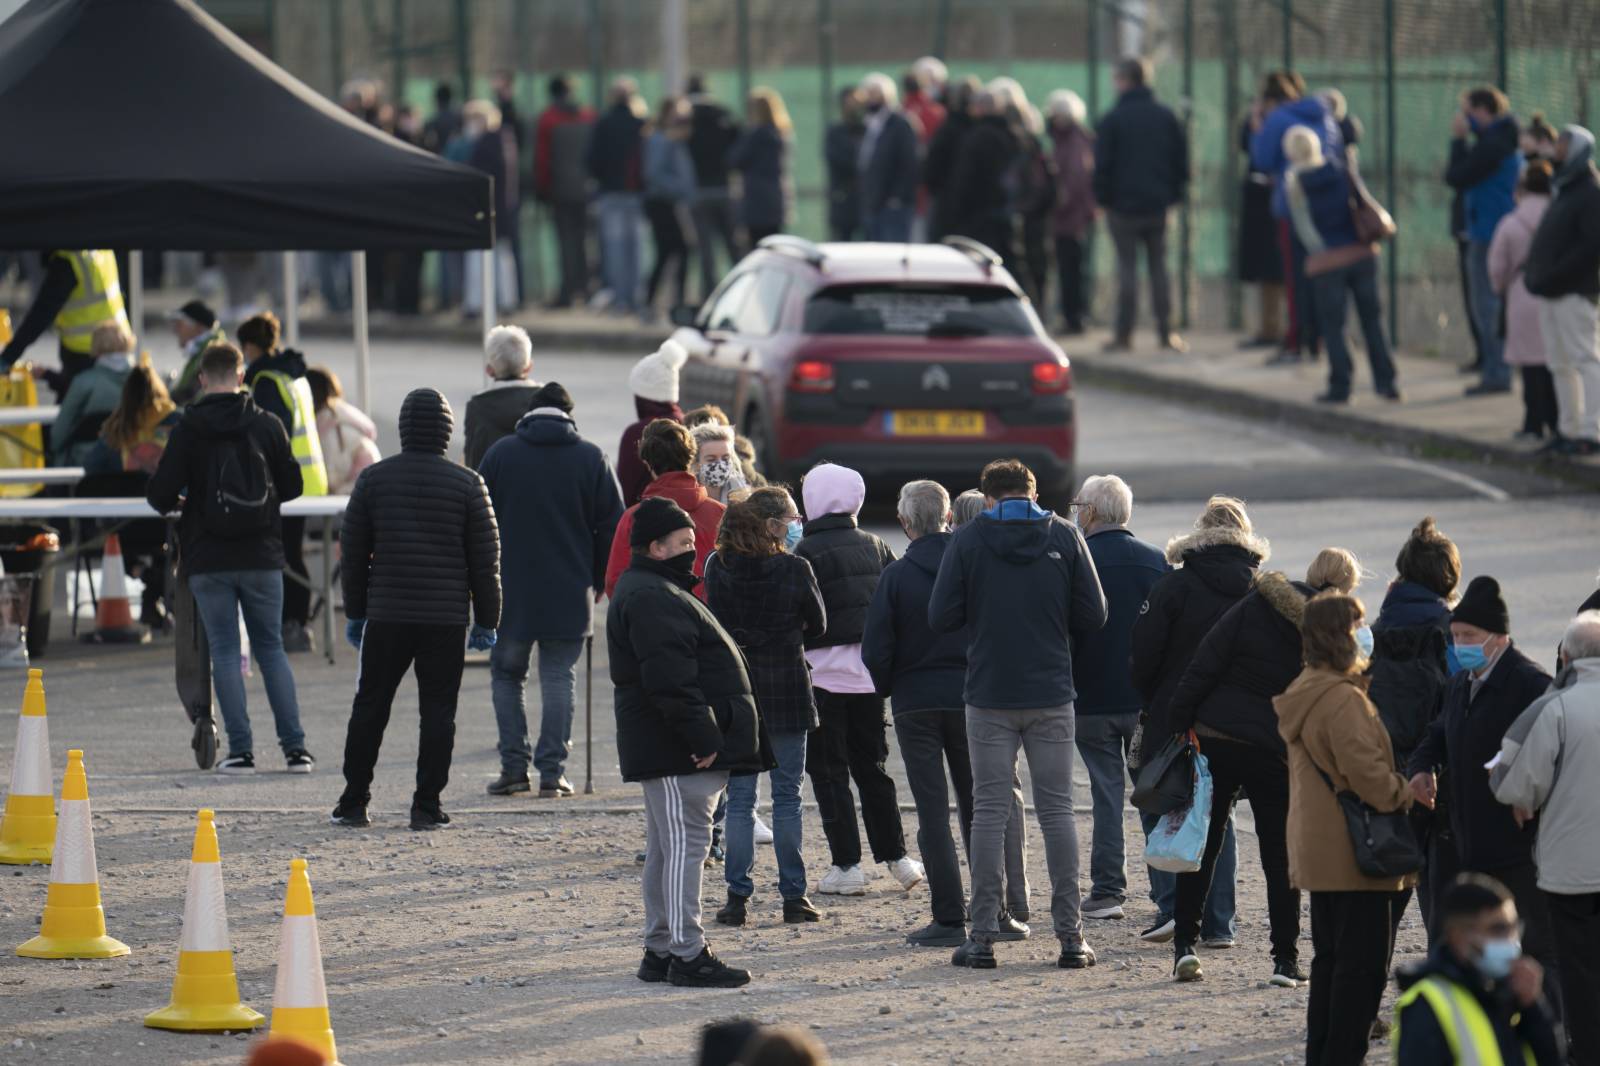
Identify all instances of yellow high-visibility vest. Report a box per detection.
[53,251,129,355]
[1394,976,1537,1066]
[255,369,329,497]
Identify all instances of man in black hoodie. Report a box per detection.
[147,342,311,776]
[332,388,501,832]
[930,459,1107,971]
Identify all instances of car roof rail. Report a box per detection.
[940,235,1001,273]
[757,234,827,268]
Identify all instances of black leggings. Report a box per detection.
[1521,365,1558,437]
[644,199,690,311]
[280,516,309,626]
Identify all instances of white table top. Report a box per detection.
[0,467,84,485]
[0,495,349,519]
[0,406,60,427]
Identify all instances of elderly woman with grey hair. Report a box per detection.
[862,480,1031,946]
[689,420,748,504]
[463,325,544,469]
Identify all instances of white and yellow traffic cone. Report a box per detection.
[17,749,129,958]
[268,859,342,1065]
[0,669,54,864]
[84,533,148,644]
[144,809,265,1032]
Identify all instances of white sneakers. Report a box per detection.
[886,856,926,891]
[818,865,870,896]
[753,815,774,846]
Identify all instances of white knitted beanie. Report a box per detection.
[628,339,688,403]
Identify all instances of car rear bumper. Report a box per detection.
[780,416,1076,490]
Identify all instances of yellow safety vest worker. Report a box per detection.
[1393,976,1537,1066]
[255,369,329,497]
[53,251,129,355]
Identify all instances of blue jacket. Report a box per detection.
[643,132,696,203]
[928,499,1108,710]
[1292,162,1361,249]
[1075,528,1169,716]
[1445,114,1522,243]
[478,410,625,641]
[727,123,791,230]
[862,532,968,716]
[1374,580,1461,675]
[1251,96,1345,218]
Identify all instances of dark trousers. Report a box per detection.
[690,191,739,303]
[1306,890,1394,1066]
[1313,255,1398,399]
[1174,736,1301,962]
[1522,365,1559,437]
[896,709,972,925]
[1022,214,1049,312]
[280,516,309,626]
[1489,861,1563,1019]
[644,199,691,310]
[1108,210,1172,340]
[1547,890,1600,1066]
[806,689,906,869]
[1054,235,1087,331]
[1457,236,1487,367]
[338,621,466,811]
[1287,225,1321,355]
[551,201,590,306]
[1420,812,1460,947]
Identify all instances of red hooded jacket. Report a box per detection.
[605,471,725,602]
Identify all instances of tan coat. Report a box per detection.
[1275,667,1414,892]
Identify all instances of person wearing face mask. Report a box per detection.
[704,488,826,929]
[1407,576,1563,1016]
[1394,874,1564,1066]
[610,496,769,989]
[605,418,725,604]
[690,422,749,505]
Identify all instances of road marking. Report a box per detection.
[1379,457,1511,502]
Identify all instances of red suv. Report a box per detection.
[670,237,1075,493]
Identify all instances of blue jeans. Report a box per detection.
[1312,254,1398,398]
[596,193,643,312]
[726,729,808,900]
[1075,711,1140,903]
[489,637,584,782]
[1142,807,1238,940]
[187,570,305,758]
[1467,238,1510,387]
[864,205,914,243]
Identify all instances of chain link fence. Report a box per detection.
[208,0,1599,350]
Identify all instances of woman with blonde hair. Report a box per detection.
[728,87,794,247]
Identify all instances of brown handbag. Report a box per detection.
[1347,150,1397,244]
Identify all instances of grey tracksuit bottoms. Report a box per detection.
[641,770,729,959]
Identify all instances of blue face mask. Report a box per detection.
[784,519,803,550]
[1455,641,1489,672]
[1477,937,1521,979]
[1355,625,1375,659]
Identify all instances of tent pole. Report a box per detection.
[128,251,144,347]
[481,246,494,387]
[282,252,300,348]
[352,252,371,413]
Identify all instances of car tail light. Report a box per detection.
[790,360,835,393]
[1031,361,1070,394]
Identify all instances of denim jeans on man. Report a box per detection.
[596,192,644,312]
[1141,807,1238,940]
[1075,711,1140,903]
[967,704,1084,946]
[1312,254,1398,399]
[490,637,585,782]
[725,729,808,900]
[1466,238,1511,388]
[188,569,305,758]
[1107,211,1172,340]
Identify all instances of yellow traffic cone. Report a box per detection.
[0,669,54,864]
[144,809,265,1032]
[268,859,342,1065]
[17,749,129,958]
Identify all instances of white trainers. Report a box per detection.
[753,815,774,846]
[886,855,925,891]
[818,864,870,896]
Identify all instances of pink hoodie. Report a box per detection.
[801,463,877,695]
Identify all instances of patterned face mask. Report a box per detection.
[699,455,736,488]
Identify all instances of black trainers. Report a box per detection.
[668,946,750,988]
[487,773,531,796]
[715,891,749,927]
[782,897,821,924]
[217,752,255,775]
[1058,941,1097,969]
[1270,960,1309,988]
[538,776,575,798]
[951,938,997,969]
[637,949,671,983]
[281,622,314,654]
[330,803,371,828]
[409,804,451,831]
[285,749,315,774]
[906,920,966,947]
[996,910,1031,942]
[1174,943,1203,982]
[191,714,218,771]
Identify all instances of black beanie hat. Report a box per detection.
[630,496,694,548]
[530,381,575,414]
[1452,576,1509,635]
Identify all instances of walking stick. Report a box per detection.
[584,634,594,794]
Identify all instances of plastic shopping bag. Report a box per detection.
[1143,749,1213,873]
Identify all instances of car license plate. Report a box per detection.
[885,411,986,437]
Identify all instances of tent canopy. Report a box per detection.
[0,0,493,251]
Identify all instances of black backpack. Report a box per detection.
[202,431,276,539]
[1367,623,1450,758]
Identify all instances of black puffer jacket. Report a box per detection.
[1167,571,1312,756]
[340,388,501,628]
[1129,525,1269,740]
[704,550,826,734]
[794,514,896,649]
[608,555,772,781]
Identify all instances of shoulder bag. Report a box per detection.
[1312,762,1421,879]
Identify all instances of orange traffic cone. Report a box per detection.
[84,533,148,644]
[0,669,54,864]
[268,859,342,1065]
[17,749,129,958]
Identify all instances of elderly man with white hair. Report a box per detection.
[1492,609,1600,1062]
[857,72,921,243]
[463,324,542,469]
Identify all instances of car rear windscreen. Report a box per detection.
[802,284,1034,338]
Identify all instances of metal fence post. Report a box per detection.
[934,0,952,59]
[328,0,344,94]
[1384,0,1398,346]
[587,0,604,112]
[391,0,405,105]
[1221,0,1241,331]
[1180,0,1194,330]
[1087,0,1101,301]
[454,0,471,101]
[736,0,752,106]
[820,0,834,137]
[1281,0,1293,68]
[1495,0,1508,90]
